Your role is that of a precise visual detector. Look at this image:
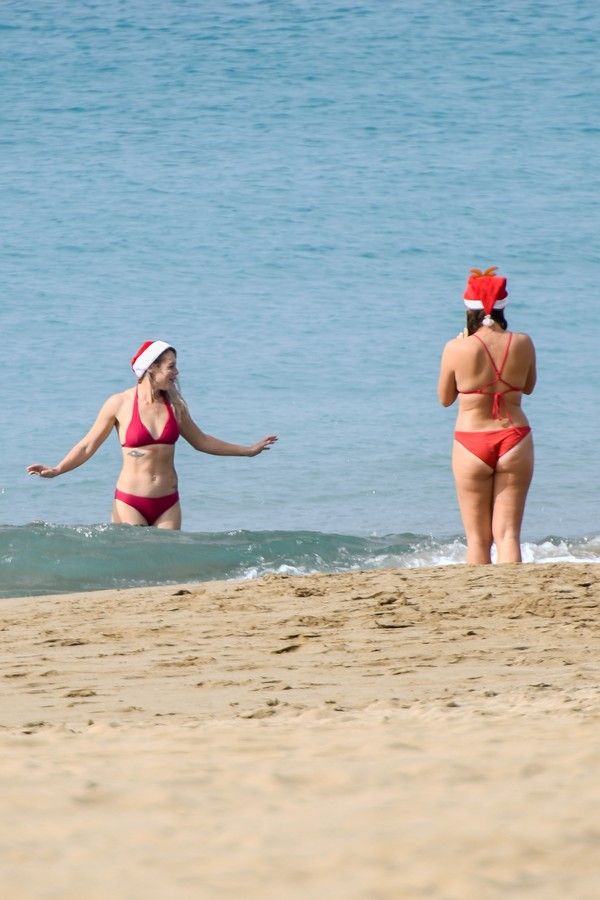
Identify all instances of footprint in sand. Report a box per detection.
[272,643,303,654]
[294,587,324,597]
[157,656,202,668]
[240,704,279,719]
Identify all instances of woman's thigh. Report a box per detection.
[492,434,534,531]
[112,498,148,526]
[155,501,182,530]
[452,441,494,538]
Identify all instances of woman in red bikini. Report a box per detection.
[27,341,278,529]
[438,268,536,564]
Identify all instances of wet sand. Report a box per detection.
[1,563,599,898]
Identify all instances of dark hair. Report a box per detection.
[466,308,508,336]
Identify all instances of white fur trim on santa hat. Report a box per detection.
[464,298,508,311]
[131,341,172,379]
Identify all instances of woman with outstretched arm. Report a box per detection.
[28,340,278,529]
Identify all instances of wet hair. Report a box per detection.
[145,347,188,422]
[466,308,508,336]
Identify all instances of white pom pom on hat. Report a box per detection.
[131,340,173,379]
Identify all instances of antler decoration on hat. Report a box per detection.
[463,266,508,326]
[469,266,498,278]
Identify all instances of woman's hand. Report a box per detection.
[246,435,278,457]
[26,396,119,481]
[27,464,60,478]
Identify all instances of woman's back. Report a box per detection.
[451,330,535,430]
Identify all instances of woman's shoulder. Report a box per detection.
[445,332,483,353]
[102,387,135,412]
[109,386,135,400]
[444,331,469,350]
[509,330,535,346]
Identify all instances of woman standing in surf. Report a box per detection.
[437,268,536,563]
[27,340,278,529]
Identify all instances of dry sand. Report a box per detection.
[0,563,599,899]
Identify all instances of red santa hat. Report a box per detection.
[131,340,172,379]
[463,267,508,324]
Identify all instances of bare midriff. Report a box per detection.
[116,444,178,497]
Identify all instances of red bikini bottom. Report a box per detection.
[114,489,179,525]
[454,426,531,470]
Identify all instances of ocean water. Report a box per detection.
[2,0,598,596]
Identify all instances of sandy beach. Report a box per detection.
[1,562,598,899]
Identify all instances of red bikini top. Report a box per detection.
[458,332,524,421]
[121,388,180,448]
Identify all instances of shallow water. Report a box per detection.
[2,524,599,599]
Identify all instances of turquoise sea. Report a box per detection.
[2,0,599,597]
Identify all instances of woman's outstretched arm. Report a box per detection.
[179,408,278,457]
[27,395,121,478]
